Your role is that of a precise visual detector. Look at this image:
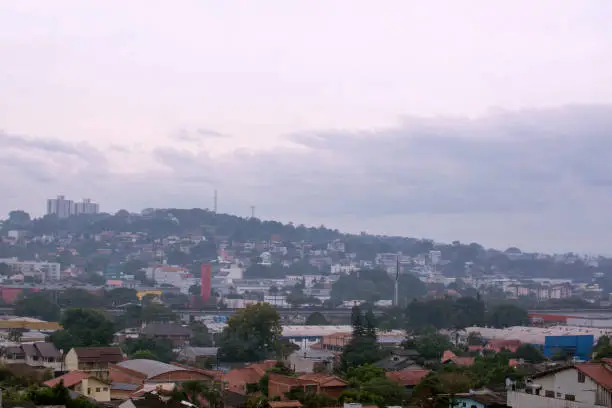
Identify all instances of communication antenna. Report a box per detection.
[213,190,218,213]
[394,253,400,307]
[250,205,255,219]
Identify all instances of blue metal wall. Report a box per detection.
[543,335,594,360]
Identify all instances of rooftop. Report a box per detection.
[117,359,188,379]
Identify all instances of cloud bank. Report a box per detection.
[3,105,612,253]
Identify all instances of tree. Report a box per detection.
[189,284,202,296]
[467,332,484,346]
[340,306,382,372]
[57,288,104,308]
[122,259,148,275]
[190,321,213,347]
[14,293,61,322]
[105,288,138,306]
[414,332,453,360]
[487,304,529,328]
[0,262,12,276]
[8,210,31,226]
[341,364,408,407]
[132,350,159,360]
[141,303,176,322]
[305,312,329,325]
[218,303,282,362]
[122,337,175,362]
[514,344,546,363]
[50,308,115,350]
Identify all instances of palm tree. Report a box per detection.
[182,380,206,406]
[200,382,224,408]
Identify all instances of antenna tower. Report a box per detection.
[213,190,218,213]
[250,205,255,219]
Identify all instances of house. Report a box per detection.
[21,343,63,371]
[176,346,219,365]
[386,368,430,391]
[507,360,612,407]
[141,323,193,347]
[44,370,111,402]
[486,339,521,353]
[287,349,335,373]
[451,389,508,408]
[441,350,475,367]
[65,347,125,373]
[374,352,420,372]
[298,373,349,398]
[267,373,318,400]
[1,342,62,372]
[222,360,277,394]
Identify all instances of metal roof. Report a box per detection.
[118,359,187,379]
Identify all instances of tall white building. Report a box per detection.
[74,198,99,215]
[46,196,99,217]
[46,195,73,218]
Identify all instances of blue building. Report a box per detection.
[543,334,594,361]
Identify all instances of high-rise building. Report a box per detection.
[46,196,99,218]
[74,198,99,215]
[46,195,73,218]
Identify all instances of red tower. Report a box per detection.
[201,263,212,303]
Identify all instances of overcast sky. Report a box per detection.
[2,1,612,254]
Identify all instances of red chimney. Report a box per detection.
[201,264,212,303]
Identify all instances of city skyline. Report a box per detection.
[1,1,612,253]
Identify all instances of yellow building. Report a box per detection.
[44,371,111,402]
[136,289,162,301]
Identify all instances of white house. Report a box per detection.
[508,361,612,407]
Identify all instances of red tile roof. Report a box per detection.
[576,363,612,392]
[268,373,317,387]
[386,369,430,386]
[441,350,474,366]
[44,371,89,388]
[298,373,348,387]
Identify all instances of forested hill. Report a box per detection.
[2,208,612,283]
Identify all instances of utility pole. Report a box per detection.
[250,205,255,219]
[213,190,218,213]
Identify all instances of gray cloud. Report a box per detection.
[3,105,612,253]
[172,128,230,143]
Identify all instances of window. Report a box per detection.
[103,387,108,391]
[565,394,576,401]
[545,390,555,398]
[578,372,586,383]
[88,388,91,394]
[96,387,100,392]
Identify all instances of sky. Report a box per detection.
[1,1,612,254]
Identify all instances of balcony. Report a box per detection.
[507,391,606,408]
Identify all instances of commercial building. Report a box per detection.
[544,335,594,361]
